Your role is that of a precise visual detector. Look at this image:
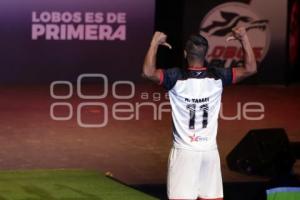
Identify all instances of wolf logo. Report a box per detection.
[201,10,269,37]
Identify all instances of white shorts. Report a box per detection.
[167,147,223,200]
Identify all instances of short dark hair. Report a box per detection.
[185,34,209,63]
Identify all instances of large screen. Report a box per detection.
[0,0,155,83]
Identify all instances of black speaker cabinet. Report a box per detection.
[226,128,296,177]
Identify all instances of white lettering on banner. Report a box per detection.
[31,11,127,41]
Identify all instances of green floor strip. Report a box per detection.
[0,169,158,200]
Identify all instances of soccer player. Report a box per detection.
[142,27,257,200]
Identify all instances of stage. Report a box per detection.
[0,84,299,186]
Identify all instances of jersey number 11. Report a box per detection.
[186,104,208,129]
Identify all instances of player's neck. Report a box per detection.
[187,62,206,70]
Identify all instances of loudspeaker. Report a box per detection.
[226,128,296,177]
[290,142,300,159]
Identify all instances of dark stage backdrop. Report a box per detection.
[0,0,154,83]
[183,0,288,84]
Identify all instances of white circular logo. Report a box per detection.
[200,2,270,68]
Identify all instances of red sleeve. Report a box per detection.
[158,69,164,85]
[232,68,237,84]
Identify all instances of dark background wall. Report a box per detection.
[0,0,298,84]
[154,0,184,69]
[155,0,300,84]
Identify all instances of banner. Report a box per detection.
[183,0,287,84]
[0,0,154,83]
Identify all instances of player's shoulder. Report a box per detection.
[161,67,185,90]
[164,67,182,75]
[207,66,234,86]
[164,67,185,78]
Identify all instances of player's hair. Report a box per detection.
[185,34,209,64]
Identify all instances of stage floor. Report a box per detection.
[0,84,299,185]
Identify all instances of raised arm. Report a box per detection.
[227,27,257,83]
[142,31,171,83]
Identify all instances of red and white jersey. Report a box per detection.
[160,67,235,151]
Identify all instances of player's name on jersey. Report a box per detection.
[184,97,209,103]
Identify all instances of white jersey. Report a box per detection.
[160,67,235,151]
